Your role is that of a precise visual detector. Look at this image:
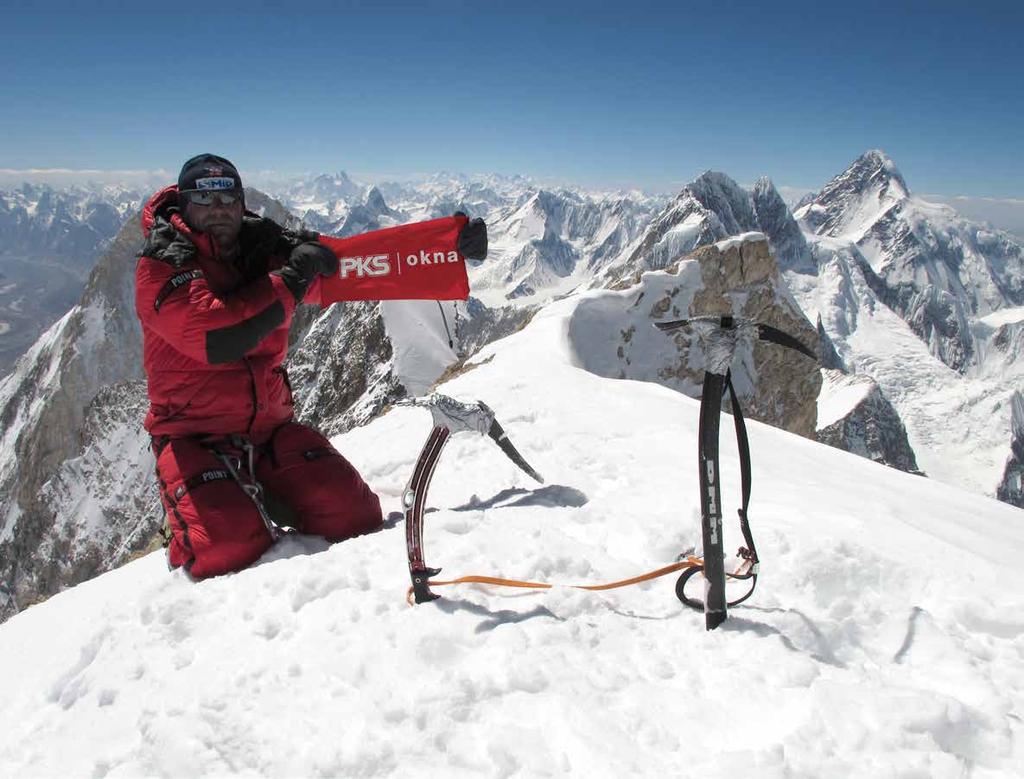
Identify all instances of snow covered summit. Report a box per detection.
[796,149,910,242]
[1,291,1021,776]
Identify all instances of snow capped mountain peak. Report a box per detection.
[796,149,910,241]
[861,148,906,178]
[309,171,359,197]
[364,185,389,212]
[845,149,910,198]
[609,171,814,283]
[683,171,760,235]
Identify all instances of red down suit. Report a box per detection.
[136,186,471,577]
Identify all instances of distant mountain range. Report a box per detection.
[0,184,143,374]
[1,151,1021,622]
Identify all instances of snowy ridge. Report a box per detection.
[790,152,1024,499]
[817,370,874,429]
[0,297,1021,776]
[472,189,655,305]
[794,149,910,243]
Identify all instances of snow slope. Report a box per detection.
[788,239,1019,496]
[1,294,1022,777]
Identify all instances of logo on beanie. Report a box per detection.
[195,176,237,190]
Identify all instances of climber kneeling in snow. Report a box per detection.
[135,154,486,578]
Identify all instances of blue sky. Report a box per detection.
[1,0,1022,197]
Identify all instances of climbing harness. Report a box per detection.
[204,434,283,541]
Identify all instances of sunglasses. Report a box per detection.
[183,190,241,207]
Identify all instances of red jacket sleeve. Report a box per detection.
[136,257,297,364]
[311,215,471,305]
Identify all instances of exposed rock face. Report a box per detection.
[287,301,402,437]
[286,295,531,439]
[456,297,539,360]
[996,392,1024,508]
[817,316,846,371]
[0,217,148,621]
[816,370,920,473]
[751,178,815,274]
[17,382,159,614]
[571,235,820,437]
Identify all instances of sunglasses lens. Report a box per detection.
[187,191,239,206]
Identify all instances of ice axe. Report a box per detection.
[400,394,543,603]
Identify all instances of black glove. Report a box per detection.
[455,212,488,260]
[273,242,339,301]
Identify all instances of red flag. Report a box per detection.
[314,215,470,304]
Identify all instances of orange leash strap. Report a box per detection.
[406,558,704,605]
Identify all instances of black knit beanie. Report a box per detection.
[177,154,243,194]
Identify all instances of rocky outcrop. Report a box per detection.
[816,370,920,473]
[287,301,402,437]
[996,392,1024,508]
[751,178,815,274]
[571,234,820,437]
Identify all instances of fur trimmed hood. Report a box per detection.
[139,185,319,270]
